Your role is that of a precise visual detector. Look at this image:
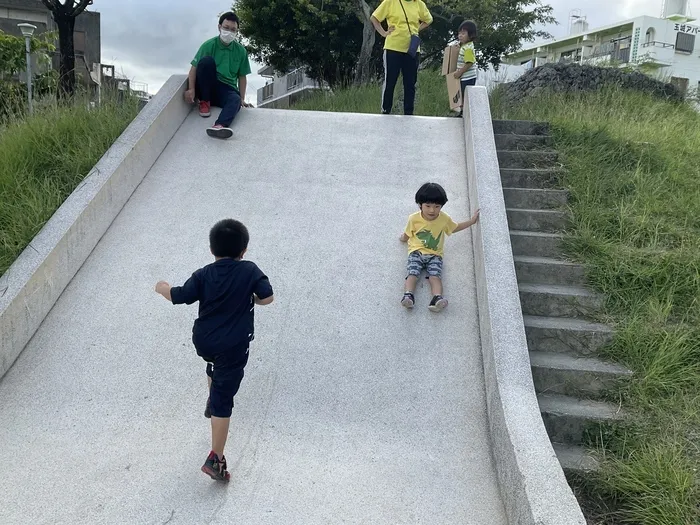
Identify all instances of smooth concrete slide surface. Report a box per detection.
[0,109,506,524]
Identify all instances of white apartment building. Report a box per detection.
[504,0,700,95]
[256,65,327,109]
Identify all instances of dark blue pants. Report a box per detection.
[195,56,241,127]
[460,77,477,99]
[382,50,419,115]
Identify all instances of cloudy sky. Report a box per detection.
[95,0,699,101]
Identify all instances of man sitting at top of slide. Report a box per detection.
[185,11,253,140]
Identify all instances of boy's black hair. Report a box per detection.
[210,219,249,258]
[458,20,478,40]
[415,182,448,206]
[219,11,240,26]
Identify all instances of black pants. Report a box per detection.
[382,50,419,115]
[194,56,241,127]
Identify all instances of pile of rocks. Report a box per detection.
[503,62,683,103]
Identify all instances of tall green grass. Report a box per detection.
[0,92,140,277]
[294,70,455,116]
[298,75,700,524]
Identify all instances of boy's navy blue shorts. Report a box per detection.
[199,343,250,418]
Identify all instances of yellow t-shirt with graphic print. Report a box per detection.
[372,0,433,53]
[404,211,458,257]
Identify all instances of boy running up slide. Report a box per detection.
[400,183,479,311]
[156,219,273,482]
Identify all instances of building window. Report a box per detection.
[645,28,655,44]
[675,32,695,53]
[74,31,86,55]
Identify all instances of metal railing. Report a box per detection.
[286,69,304,91]
[262,83,274,100]
[641,41,675,49]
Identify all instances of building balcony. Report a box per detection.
[256,68,324,108]
[637,41,675,67]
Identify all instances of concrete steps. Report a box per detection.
[510,231,564,258]
[501,168,564,189]
[515,256,586,287]
[498,150,559,170]
[495,120,631,472]
[553,443,600,474]
[524,315,614,356]
[538,393,623,445]
[530,351,633,397]
[507,208,569,233]
[495,134,551,151]
[493,119,550,136]
[503,187,569,210]
[519,283,604,319]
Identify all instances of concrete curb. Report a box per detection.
[0,75,190,379]
[463,87,587,524]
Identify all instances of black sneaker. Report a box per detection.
[204,397,211,418]
[428,295,448,312]
[206,124,233,139]
[401,292,415,309]
[201,451,230,482]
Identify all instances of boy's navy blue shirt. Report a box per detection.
[170,258,273,355]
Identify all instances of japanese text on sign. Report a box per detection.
[674,24,699,34]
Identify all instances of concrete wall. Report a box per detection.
[0,75,191,379]
[462,86,587,525]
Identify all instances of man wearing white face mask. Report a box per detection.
[185,11,252,139]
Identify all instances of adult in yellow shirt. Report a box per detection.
[371,0,433,115]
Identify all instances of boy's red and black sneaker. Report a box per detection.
[201,451,230,482]
[199,100,211,117]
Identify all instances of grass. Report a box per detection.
[299,73,700,524]
[293,69,455,116]
[0,91,140,277]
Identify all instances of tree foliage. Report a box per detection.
[233,0,372,87]
[234,0,556,87]
[0,30,57,118]
[0,30,55,78]
[421,0,556,69]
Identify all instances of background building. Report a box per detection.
[256,65,326,108]
[504,0,700,95]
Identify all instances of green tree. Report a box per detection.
[40,0,94,98]
[0,30,56,117]
[234,0,556,87]
[0,30,55,78]
[420,0,556,69]
[234,0,367,88]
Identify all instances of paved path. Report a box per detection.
[0,109,506,524]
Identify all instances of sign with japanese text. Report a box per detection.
[674,24,699,34]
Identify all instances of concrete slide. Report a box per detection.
[0,77,585,525]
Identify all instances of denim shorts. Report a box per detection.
[406,250,443,278]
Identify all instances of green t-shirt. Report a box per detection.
[191,37,252,91]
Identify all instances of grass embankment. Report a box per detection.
[491,88,700,525]
[0,94,140,277]
[300,72,700,524]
